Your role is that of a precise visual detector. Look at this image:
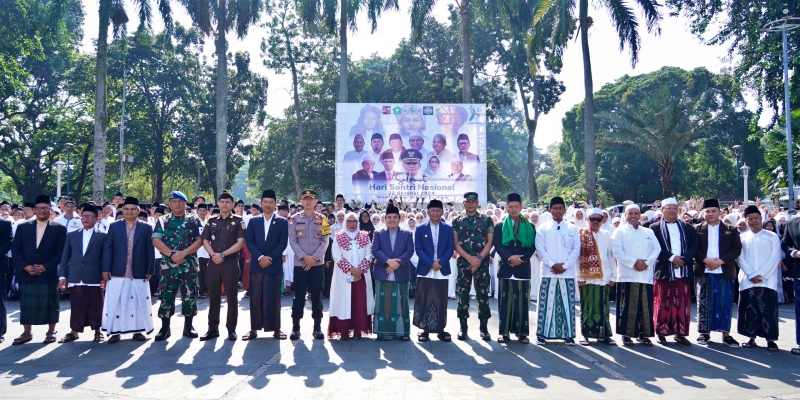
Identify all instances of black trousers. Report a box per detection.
[206,260,240,331]
[0,262,6,337]
[291,265,324,320]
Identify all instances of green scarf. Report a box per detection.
[502,215,535,248]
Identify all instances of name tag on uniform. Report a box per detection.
[211,223,217,227]
[211,235,215,240]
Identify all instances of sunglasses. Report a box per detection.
[588,218,603,222]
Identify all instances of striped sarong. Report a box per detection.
[536,277,575,339]
[373,280,410,339]
[499,279,530,337]
[615,282,654,338]
[696,274,733,334]
[579,284,612,339]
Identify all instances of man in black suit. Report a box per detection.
[372,152,401,186]
[102,197,155,343]
[58,204,107,343]
[10,195,67,345]
[693,199,741,347]
[0,216,12,344]
[243,189,288,341]
[780,208,800,355]
[650,197,698,346]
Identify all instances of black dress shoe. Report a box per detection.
[199,330,220,341]
[108,334,121,343]
[289,331,301,340]
[228,331,237,341]
[132,333,147,341]
[313,330,324,340]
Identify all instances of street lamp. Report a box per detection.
[54,160,66,198]
[732,145,742,201]
[64,142,74,197]
[741,163,750,206]
[763,10,800,207]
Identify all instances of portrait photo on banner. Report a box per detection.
[335,103,487,204]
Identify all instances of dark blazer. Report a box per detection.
[102,220,155,279]
[781,217,800,279]
[0,219,12,275]
[12,219,67,284]
[372,227,415,282]
[245,214,288,275]
[372,170,402,186]
[351,170,374,184]
[59,228,107,285]
[650,220,699,282]
[492,221,537,280]
[693,221,742,281]
[414,221,455,277]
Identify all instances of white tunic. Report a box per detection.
[610,223,660,284]
[535,220,580,279]
[737,229,781,291]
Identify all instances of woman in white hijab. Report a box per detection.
[371,213,384,231]
[329,212,374,339]
[331,210,346,234]
[572,208,588,229]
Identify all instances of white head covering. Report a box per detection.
[662,198,678,206]
[588,208,603,217]
[344,212,359,239]
[624,204,640,212]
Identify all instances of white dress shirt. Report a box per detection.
[704,223,722,274]
[420,222,447,280]
[258,213,275,261]
[535,219,580,279]
[197,219,209,258]
[737,228,781,291]
[665,222,683,278]
[611,223,660,284]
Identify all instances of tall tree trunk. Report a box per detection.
[580,0,597,205]
[459,0,471,103]
[286,25,304,200]
[92,2,110,202]
[215,1,229,198]
[339,0,348,103]
[658,162,674,198]
[517,77,539,203]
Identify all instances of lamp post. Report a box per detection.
[54,160,66,198]
[741,163,750,206]
[64,143,74,197]
[732,145,742,201]
[763,10,800,207]
[119,62,127,193]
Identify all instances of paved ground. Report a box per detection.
[0,291,798,399]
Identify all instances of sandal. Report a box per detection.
[417,332,430,343]
[273,331,287,340]
[767,341,779,352]
[696,334,710,344]
[497,335,510,343]
[519,336,530,344]
[58,333,78,343]
[94,332,104,342]
[790,347,800,355]
[579,338,591,346]
[637,337,653,347]
[602,337,617,346]
[12,333,32,345]
[242,331,258,341]
[398,336,411,341]
[622,337,635,346]
[437,332,452,342]
[43,330,57,344]
[656,335,667,345]
[741,339,758,348]
[722,335,740,348]
[674,335,691,345]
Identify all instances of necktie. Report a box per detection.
[387,171,392,181]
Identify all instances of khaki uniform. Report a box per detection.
[201,213,245,331]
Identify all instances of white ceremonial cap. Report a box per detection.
[624,204,640,212]
[588,208,603,217]
[612,217,621,223]
[662,198,678,206]
[362,154,373,162]
[409,132,423,139]
[622,200,634,205]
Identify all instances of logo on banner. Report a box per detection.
[423,106,433,115]
[468,105,482,122]
[392,106,402,115]
[382,106,391,115]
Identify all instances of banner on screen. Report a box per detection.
[335,103,487,204]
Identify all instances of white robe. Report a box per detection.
[329,231,374,320]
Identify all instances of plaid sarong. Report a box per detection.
[19,283,60,325]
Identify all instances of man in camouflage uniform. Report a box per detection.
[452,192,494,341]
[152,191,204,341]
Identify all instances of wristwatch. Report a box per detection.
[476,254,483,261]
[219,253,226,260]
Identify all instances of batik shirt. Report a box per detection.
[452,213,494,256]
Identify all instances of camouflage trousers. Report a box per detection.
[158,261,199,319]
[456,259,491,320]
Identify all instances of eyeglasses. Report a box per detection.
[346,220,358,223]
[80,215,96,219]
[588,218,603,222]
[35,206,50,211]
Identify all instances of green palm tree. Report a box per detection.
[596,85,727,197]
[533,0,661,204]
[298,0,399,102]
[178,0,263,197]
[93,0,173,201]
[411,0,473,103]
